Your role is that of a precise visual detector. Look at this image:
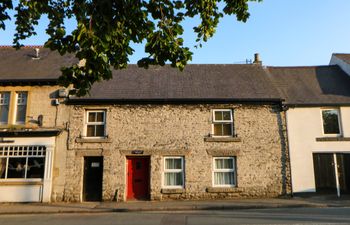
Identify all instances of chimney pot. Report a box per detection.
[253,53,262,65]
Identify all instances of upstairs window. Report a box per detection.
[0,92,10,125]
[85,110,106,137]
[15,92,28,124]
[322,109,341,135]
[212,109,233,137]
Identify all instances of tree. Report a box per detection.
[0,0,260,96]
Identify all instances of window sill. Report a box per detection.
[161,188,185,194]
[0,180,43,186]
[204,137,241,142]
[206,187,238,193]
[315,137,350,142]
[76,137,112,143]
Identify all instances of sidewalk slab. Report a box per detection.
[0,197,348,215]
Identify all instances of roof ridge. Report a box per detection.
[0,45,44,49]
[267,65,337,69]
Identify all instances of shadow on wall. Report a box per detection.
[316,66,350,98]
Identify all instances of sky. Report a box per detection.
[1,0,350,66]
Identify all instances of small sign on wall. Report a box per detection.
[131,150,144,155]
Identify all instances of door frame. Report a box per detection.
[82,156,104,202]
[125,156,151,201]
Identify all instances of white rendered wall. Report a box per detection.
[286,107,350,193]
[330,55,350,76]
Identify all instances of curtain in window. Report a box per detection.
[164,172,183,186]
[215,158,233,169]
[214,172,234,185]
[165,158,182,169]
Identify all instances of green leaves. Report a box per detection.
[2,0,260,96]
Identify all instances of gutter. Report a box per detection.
[66,98,284,105]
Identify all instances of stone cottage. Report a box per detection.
[58,64,291,202]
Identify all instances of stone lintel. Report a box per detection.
[206,149,240,156]
[119,149,190,156]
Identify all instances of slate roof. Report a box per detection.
[267,65,350,106]
[333,53,350,64]
[69,64,282,103]
[0,46,76,84]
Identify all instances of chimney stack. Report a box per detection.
[253,53,262,65]
[32,48,40,60]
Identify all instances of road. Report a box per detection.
[1,207,350,225]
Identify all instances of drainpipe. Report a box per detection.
[283,105,294,197]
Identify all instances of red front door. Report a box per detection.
[127,157,150,200]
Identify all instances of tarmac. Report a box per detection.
[0,195,350,215]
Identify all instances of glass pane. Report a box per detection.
[0,92,10,124]
[0,158,6,178]
[7,158,26,178]
[96,112,104,122]
[214,124,223,136]
[214,172,234,185]
[17,92,27,105]
[86,125,95,137]
[164,172,183,186]
[214,111,222,121]
[322,110,340,134]
[222,124,232,136]
[27,158,45,178]
[88,112,96,122]
[215,158,234,169]
[95,125,105,137]
[165,158,182,169]
[16,105,26,124]
[0,105,9,124]
[223,111,231,120]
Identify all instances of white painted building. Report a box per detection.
[268,62,350,196]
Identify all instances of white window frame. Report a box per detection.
[321,108,342,137]
[163,156,184,189]
[0,92,10,125]
[212,157,236,188]
[14,91,28,124]
[212,109,234,137]
[84,110,106,138]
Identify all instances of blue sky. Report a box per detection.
[1,0,350,66]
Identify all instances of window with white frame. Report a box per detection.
[213,157,236,187]
[322,109,341,135]
[212,109,233,137]
[85,110,106,137]
[0,92,10,125]
[15,91,28,124]
[0,146,46,180]
[163,157,184,188]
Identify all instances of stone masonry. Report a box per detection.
[55,103,291,202]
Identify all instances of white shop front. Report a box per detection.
[0,136,55,202]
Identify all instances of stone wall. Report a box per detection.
[57,103,290,202]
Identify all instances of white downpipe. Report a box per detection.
[333,153,340,198]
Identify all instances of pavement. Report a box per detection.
[0,195,350,215]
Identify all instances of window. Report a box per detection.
[85,110,106,137]
[322,109,341,135]
[0,91,28,125]
[163,157,184,188]
[0,92,10,124]
[15,92,28,124]
[212,109,233,137]
[0,146,46,180]
[213,157,236,187]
